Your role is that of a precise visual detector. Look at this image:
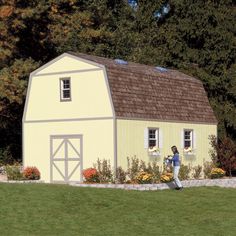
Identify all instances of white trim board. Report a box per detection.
[116,117,218,125]
[24,117,114,123]
[31,53,104,77]
[33,68,102,77]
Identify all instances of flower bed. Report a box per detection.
[81,158,228,185]
[1,164,41,181]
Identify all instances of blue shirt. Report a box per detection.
[171,153,180,166]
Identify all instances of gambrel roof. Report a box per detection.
[69,52,217,124]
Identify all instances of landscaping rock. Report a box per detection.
[69,178,236,190]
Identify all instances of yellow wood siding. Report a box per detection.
[117,119,217,170]
[25,70,113,121]
[23,55,115,183]
[35,55,98,75]
[24,119,114,182]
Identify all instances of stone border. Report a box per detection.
[0,178,235,190]
[70,178,236,191]
[0,180,44,184]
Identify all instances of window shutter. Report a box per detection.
[144,128,148,149]
[180,130,184,149]
[159,129,163,148]
[193,131,196,149]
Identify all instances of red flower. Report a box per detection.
[23,167,40,180]
[83,168,99,182]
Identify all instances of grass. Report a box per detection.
[0,184,235,236]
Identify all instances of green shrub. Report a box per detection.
[0,165,6,175]
[203,161,215,179]
[94,159,113,183]
[5,163,23,180]
[139,160,147,172]
[127,157,161,183]
[146,162,160,183]
[0,146,14,165]
[115,166,126,184]
[192,165,202,179]
[127,156,140,182]
[179,164,191,180]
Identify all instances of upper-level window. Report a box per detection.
[184,129,193,148]
[60,78,71,101]
[148,128,159,148]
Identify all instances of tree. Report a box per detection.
[210,135,236,176]
[0,59,39,163]
[137,0,236,140]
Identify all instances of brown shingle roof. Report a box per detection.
[69,52,217,124]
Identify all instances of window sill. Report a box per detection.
[60,98,72,102]
[183,152,196,157]
[148,151,161,157]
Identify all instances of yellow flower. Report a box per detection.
[211,168,225,175]
[161,174,172,183]
[210,168,225,178]
[135,171,153,183]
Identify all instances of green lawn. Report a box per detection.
[0,184,235,236]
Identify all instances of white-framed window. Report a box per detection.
[184,129,193,148]
[144,128,162,156]
[144,128,163,148]
[182,129,196,156]
[60,78,71,101]
[148,128,159,148]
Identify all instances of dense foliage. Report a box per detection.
[210,135,236,176]
[0,0,235,162]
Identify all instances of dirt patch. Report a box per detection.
[0,174,7,181]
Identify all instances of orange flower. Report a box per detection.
[83,168,99,183]
[23,167,40,180]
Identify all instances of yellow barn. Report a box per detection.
[23,52,217,183]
